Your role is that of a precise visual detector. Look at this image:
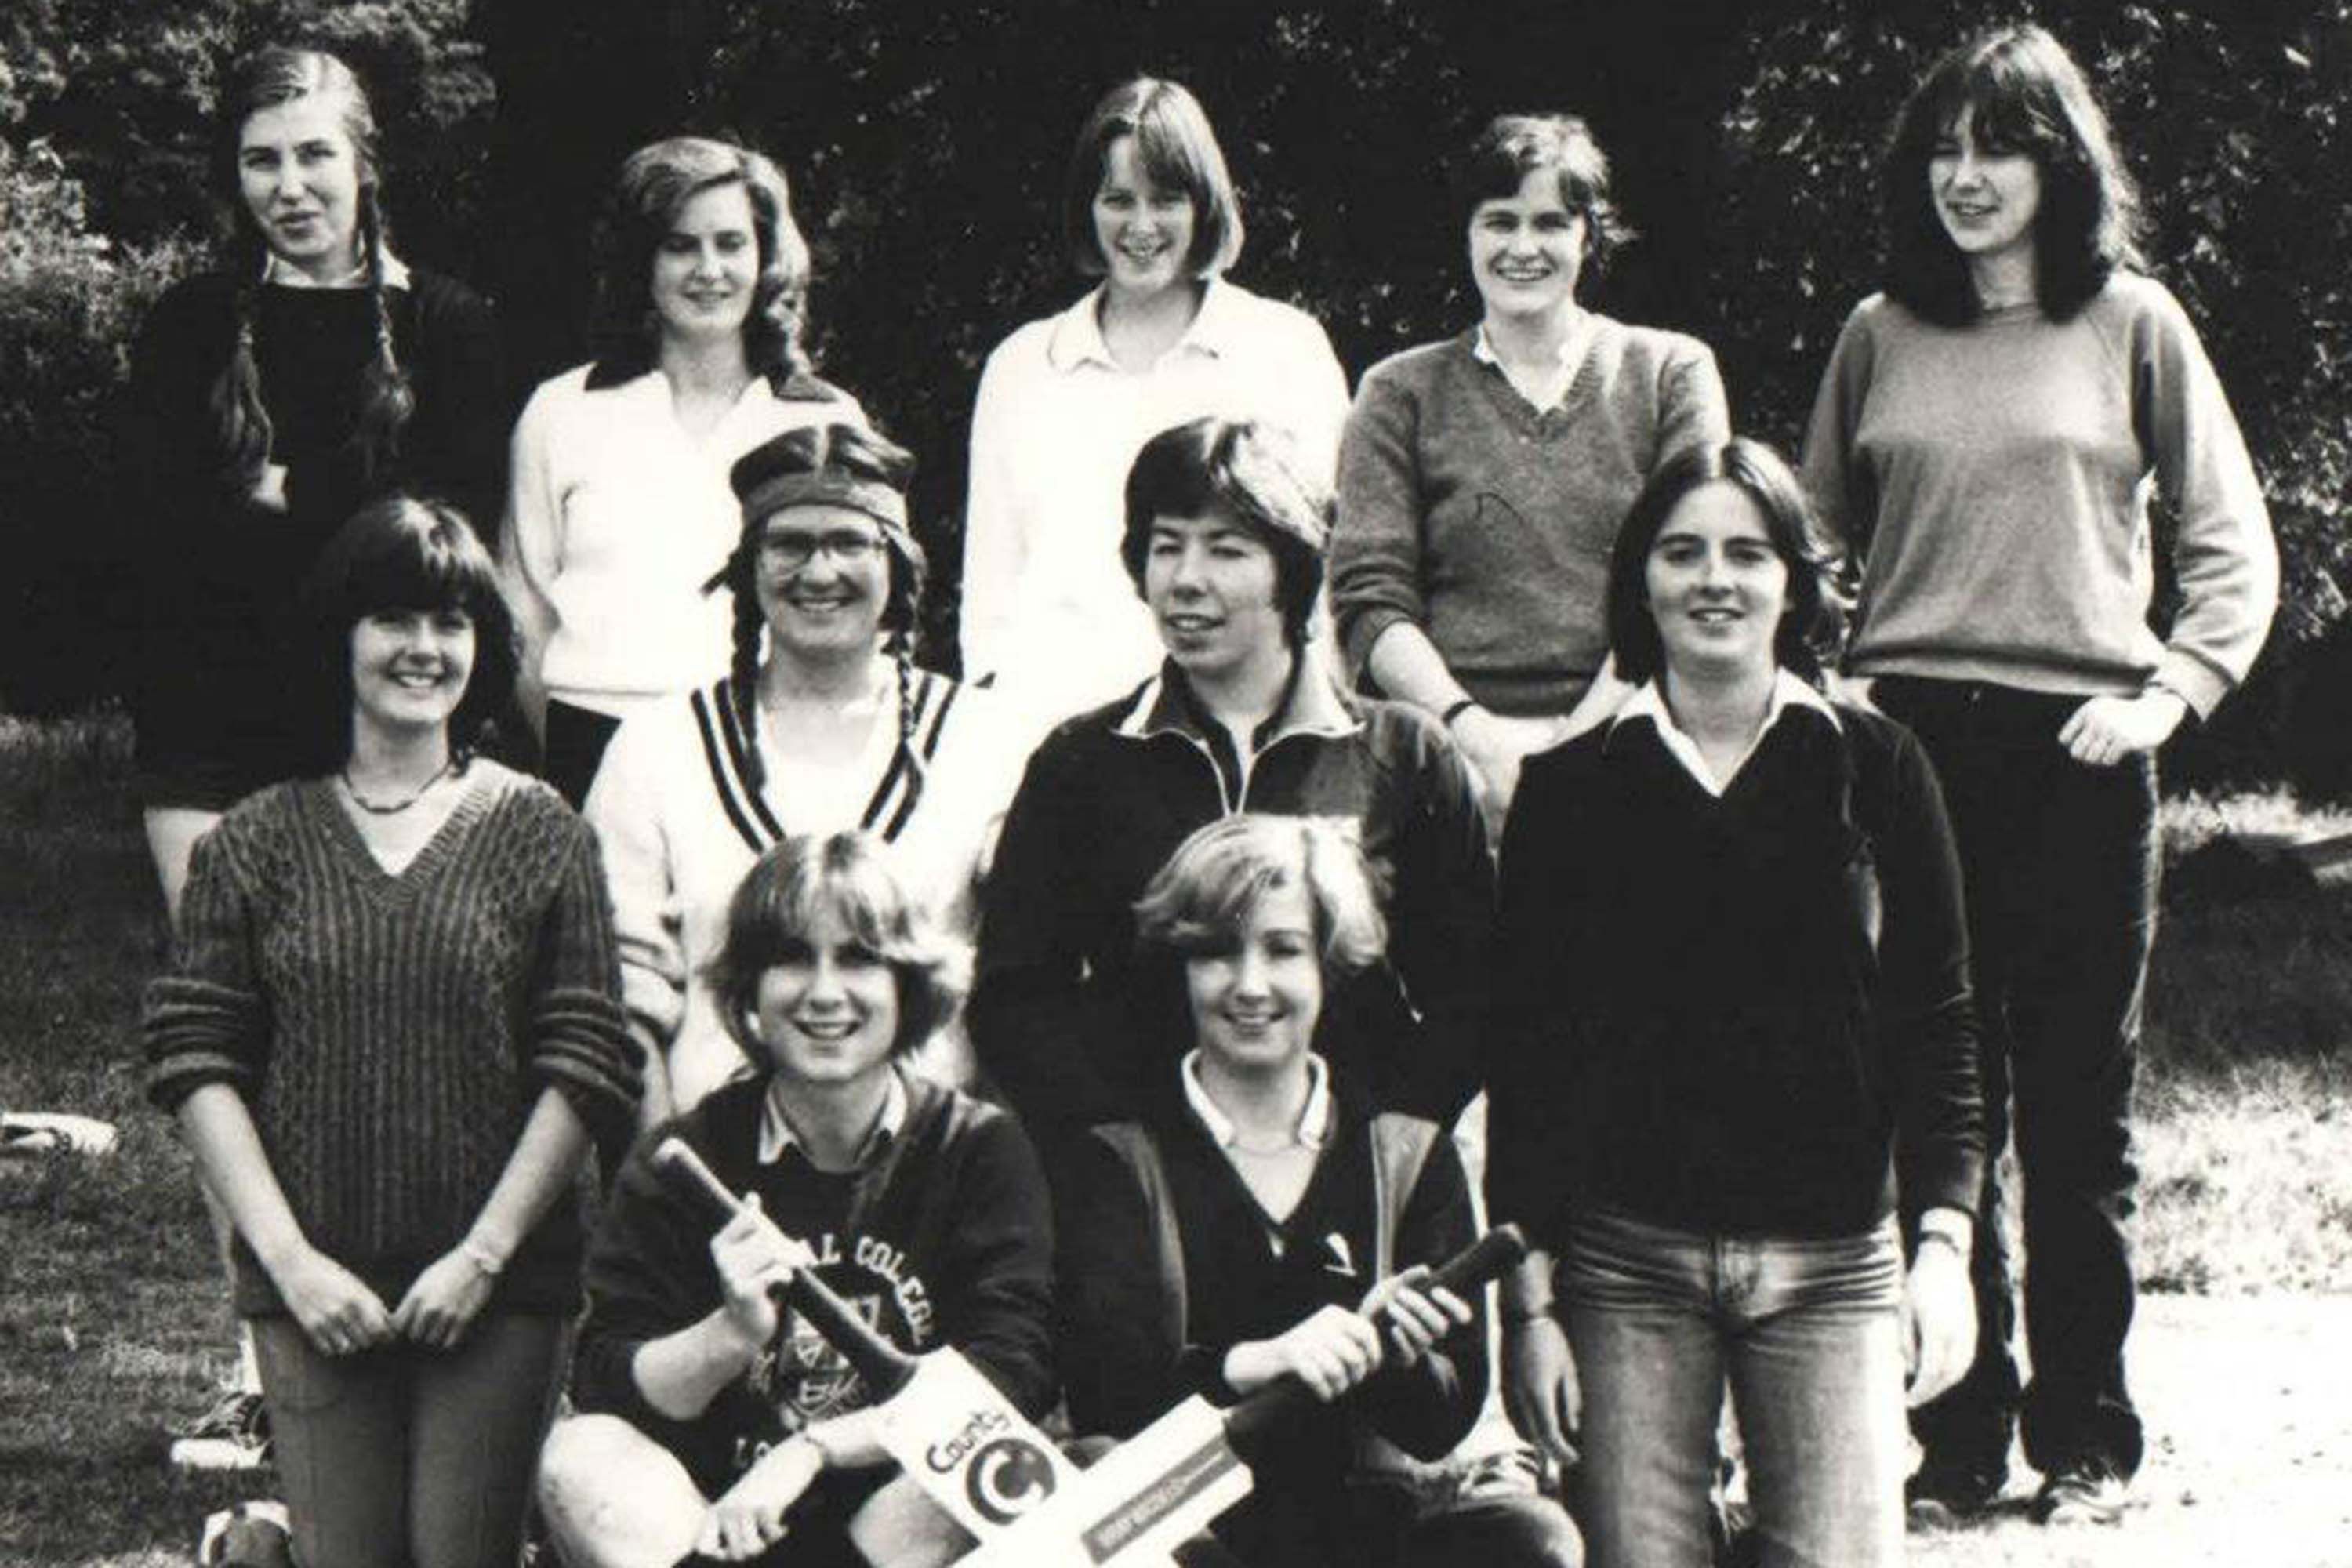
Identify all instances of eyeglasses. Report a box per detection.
[757,529,887,570]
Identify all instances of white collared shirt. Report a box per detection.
[960,278,1349,724]
[500,362,866,717]
[1612,670,1840,796]
[1473,314,1595,414]
[758,1065,909,1167]
[1180,1049,1332,1153]
[262,249,412,291]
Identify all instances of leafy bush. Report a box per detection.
[0,139,195,712]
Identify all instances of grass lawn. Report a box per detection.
[5,711,2351,1564]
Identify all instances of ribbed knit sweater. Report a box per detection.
[1331,320,1729,717]
[144,763,637,1316]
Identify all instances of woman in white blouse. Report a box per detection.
[503,136,864,804]
[960,78,1348,725]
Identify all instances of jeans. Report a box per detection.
[1563,1207,1904,1568]
[1873,677,2151,1483]
[255,1312,571,1568]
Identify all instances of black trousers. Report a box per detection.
[1875,676,2152,1483]
[543,697,623,811]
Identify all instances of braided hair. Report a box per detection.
[719,423,927,798]
[207,46,414,498]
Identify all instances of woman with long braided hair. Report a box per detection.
[116,42,504,1472]
[122,45,504,918]
[583,423,1029,1121]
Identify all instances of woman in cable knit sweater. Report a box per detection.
[502,136,865,805]
[1799,26,2277,1526]
[1330,113,1729,828]
[145,497,638,1568]
[586,423,1029,1122]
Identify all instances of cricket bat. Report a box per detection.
[652,1136,1083,1538]
[956,1221,1527,1566]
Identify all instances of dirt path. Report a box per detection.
[1911,1295,2352,1566]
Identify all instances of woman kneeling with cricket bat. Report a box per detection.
[1057,815,1581,1566]
[536,829,1056,1566]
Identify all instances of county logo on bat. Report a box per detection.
[964,1436,1061,1524]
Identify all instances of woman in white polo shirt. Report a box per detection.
[960,78,1347,724]
[503,136,864,804]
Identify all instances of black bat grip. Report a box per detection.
[651,1136,919,1401]
[1223,1223,1529,1459]
[1427,1221,1527,1297]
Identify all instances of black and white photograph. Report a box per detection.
[4,2,2349,1564]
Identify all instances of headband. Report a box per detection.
[736,472,909,535]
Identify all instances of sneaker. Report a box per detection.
[199,1501,292,1566]
[171,1389,270,1472]
[2032,1461,2129,1526]
[1905,1462,2004,1530]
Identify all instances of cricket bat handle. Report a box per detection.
[651,1134,919,1400]
[1225,1221,1528,1456]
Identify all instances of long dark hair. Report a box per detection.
[1881,24,2145,325]
[208,46,414,499]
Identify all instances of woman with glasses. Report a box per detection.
[584,423,1029,1122]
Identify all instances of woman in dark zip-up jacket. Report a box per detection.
[971,416,1493,1152]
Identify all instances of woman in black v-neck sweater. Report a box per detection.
[1059,815,1579,1568]
[1488,440,1984,1568]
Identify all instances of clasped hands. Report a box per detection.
[272,1232,505,1356]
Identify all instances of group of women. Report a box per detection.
[130,18,2275,1568]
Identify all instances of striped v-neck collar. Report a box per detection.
[686,672,963,855]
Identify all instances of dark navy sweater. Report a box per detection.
[1487,701,1984,1245]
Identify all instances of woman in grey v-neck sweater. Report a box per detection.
[1331,114,1728,750]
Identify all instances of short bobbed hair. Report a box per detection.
[295,495,517,772]
[1064,78,1244,279]
[1605,438,1848,686]
[1882,24,2144,325]
[1134,815,1388,982]
[1451,112,1632,277]
[705,831,970,1062]
[597,136,814,382]
[1120,416,1329,648]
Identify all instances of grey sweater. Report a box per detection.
[1331,321,1729,717]
[1800,275,2277,717]
[145,764,637,1316]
